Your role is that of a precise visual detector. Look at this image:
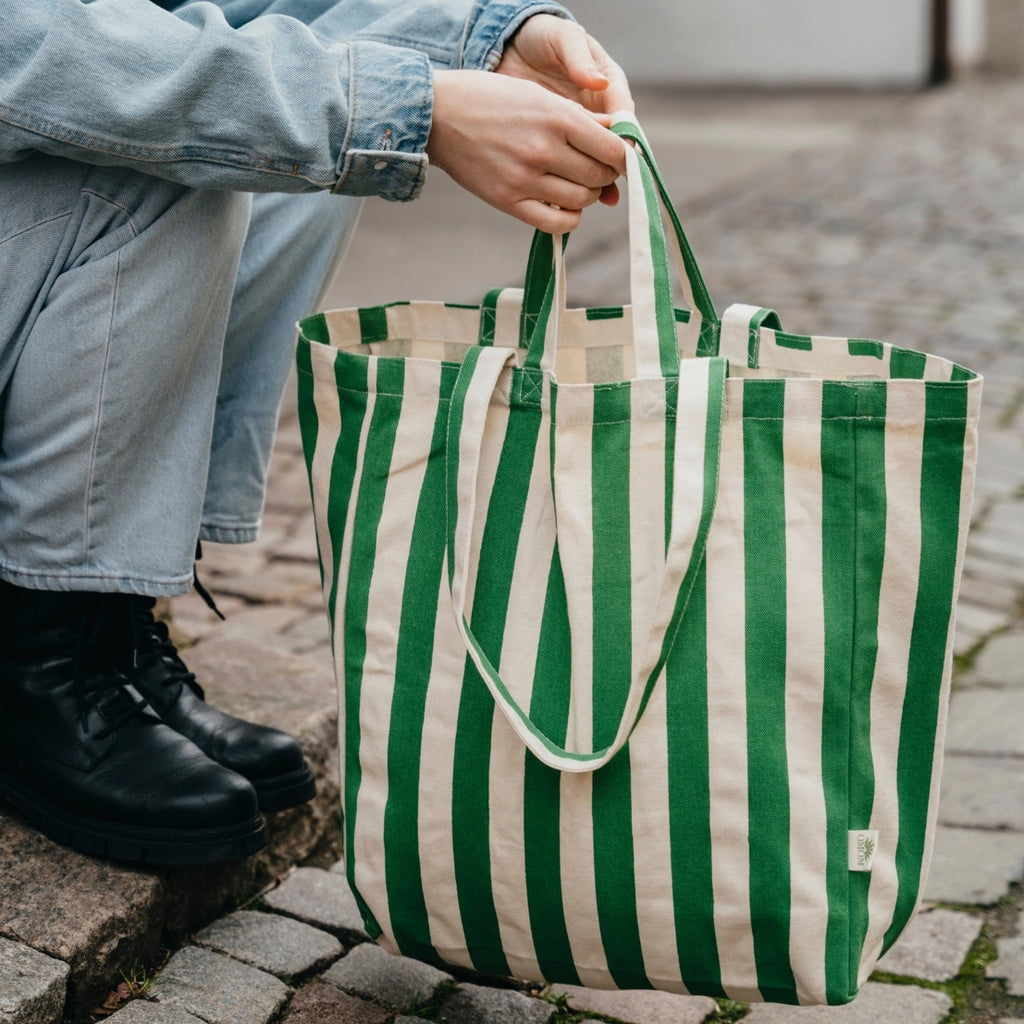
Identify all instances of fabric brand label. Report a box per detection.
[848,830,879,872]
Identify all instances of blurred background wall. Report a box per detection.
[571,0,998,88]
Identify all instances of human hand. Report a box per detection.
[495,14,633,120]
[493,14,633,211]
[427,68,627,232]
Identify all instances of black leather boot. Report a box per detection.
[119,597,316,814]
[0,583,268,865]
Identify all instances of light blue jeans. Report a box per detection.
[0,152,361,596]
[0,0,565,596]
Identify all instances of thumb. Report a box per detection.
[549,21,610,92]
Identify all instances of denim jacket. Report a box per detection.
[0,0,569,201]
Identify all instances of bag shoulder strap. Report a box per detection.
[445,346,728,772]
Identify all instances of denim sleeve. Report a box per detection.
[0,0,569,199]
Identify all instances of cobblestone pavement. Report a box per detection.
[3,74,1024,1024]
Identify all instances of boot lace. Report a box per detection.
[130,597,207,700]
[71,599,148,741]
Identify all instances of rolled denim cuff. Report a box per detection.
[331,40,432,201]
[199,524,260,545]
[461,2,574,71]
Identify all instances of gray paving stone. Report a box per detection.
[989,932,1024,996]
[150,946,290,1024]
[194,910,342,979]
[876,907,982,981]
[743,981,952,1022]
[104,1001,206,1024]
[207,559,322,605]
[945,689,1024,756]
[552,984,718,1023]
[321,942,451,1011]
[0,815,163,1017]
[0,937,68,1024]
[279,982,389,1024]
[438,983,554,1024]
[974,630,1024,686]
[208,604,313,650]
[955,574,1021,618]
[925,827,1024,904]
[954,603,1011,654]
[938,755,1024,829]
[263,867,368,942]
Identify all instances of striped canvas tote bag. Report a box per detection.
[296,117,982,1006]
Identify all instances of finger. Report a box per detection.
[564,114,628,175]
[547,21,612,93]
[585,35,635,114]
[541,142,621,192]
[514,198,584,233]
[533,177,604,212]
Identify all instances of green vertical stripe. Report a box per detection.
[341,356,402,939]
[478,288,502,346]
[383,391,452,964]
[592,755,647,988]
[884,383,969,950]
[845,384,887,986]
[664,380,677,550]
[524,546,579,982]
[358,306,389,343]
[667,561,725,997]
[639,167,681,378]
[591,385,635,748]
[742,381,797,1002]
[890,348,927,380]
[589,384,647,988]
[819,381,858,1001]
[450,382,542,976]
[295,340,322,587]
[324,353,369,633]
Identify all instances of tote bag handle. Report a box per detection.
[445,122,729,771]
[523,132,685,378]
[518,116,720,368]
[446,345,726,772]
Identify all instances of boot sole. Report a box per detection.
[252,764,316,814]
[0,773,268,866]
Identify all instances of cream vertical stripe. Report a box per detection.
[705,388,761,1002]
[551,386,596,757]
[559,771,610,987]
[352,369,441,946]
[488,420,557,975]
[861,384,926,978]
[627,379,678,988]
[487,713,536,979]
[629,671,686,991]
[551,385,607,983]
[412,569,471,961]
[780,382,831,1006]
[629,380,669,687]
[308,343,345,804]
[308,342,343,610]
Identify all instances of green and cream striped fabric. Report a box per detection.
[296,120,981,1006]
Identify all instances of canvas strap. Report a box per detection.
[445,343,727,772]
